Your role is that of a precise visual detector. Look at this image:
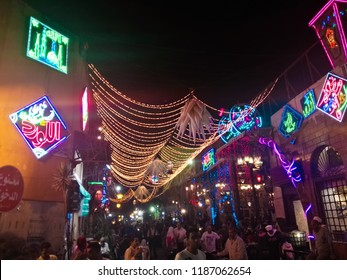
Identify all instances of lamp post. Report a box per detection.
[237,156,262,228]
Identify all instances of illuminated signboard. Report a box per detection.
[316,72,347,122]
[202,148,216,172]
[26,17,69,74]
[218,104,262,143]
[0,166,24,213]
[309,1,347,68]
[9,95,69,159]
[218,116,235,143]
[278,105,303,138]
[301,89,317,118]
[82,87,88,131]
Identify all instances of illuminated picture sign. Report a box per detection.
[218,104,262,143]
[26,17,69,74]
[218,116,235,143]
[9,96,69,159]
[278,105,303,138]
[301,89,316,118]
[309,1,347,68]
[202,148,216,172]
[82,87,88,131]
[316,72,347,122]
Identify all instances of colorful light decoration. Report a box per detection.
[309,0,347,68]
[82,87,88,131]
[202,148,216,172]
[73,172,91,217]
[218,116,235,143]
[230,104,262,134]
[316,72,347,122]
[101,169,111,210]
[218,104,262,143]
[259,137,312,216]
[301,89,317,118]
[9,95,69,159]
[151,175,159,183]
[89,64,277,203]
[219,108,225,117]
[278,105,303,138]
[26,17,69,74]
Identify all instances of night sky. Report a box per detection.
[23,0,329,109]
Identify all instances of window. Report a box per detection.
[318,178,347,242]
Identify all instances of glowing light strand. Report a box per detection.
[258,137,312,215]
[89,64,278,202]
[90,76,186,118]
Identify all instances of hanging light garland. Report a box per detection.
[88,64,278,203]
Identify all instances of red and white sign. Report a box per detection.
[0,166,24,212]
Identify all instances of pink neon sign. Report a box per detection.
[82,87,88,131]
[316,72,347,122]
[9,96,69,159]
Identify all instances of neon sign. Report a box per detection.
[218,104,262,143]
[82,87,88,131]
[26,17,69,74]
[202,148,216,172]
[301,89,317,118]
[278,105,303,138]
[316,72,347,122]
[218,117,235,143]
[259,137,312,216]
[326,28,338,48]
[9,96,69,159]
[309,1,347,68]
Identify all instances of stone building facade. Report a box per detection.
[269,64,347,259]
[0,0,89,252]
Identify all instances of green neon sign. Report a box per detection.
[301,89,316,118]
[27,17,69,74]
[279,105,303,138]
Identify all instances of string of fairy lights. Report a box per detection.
[88,64,278,204]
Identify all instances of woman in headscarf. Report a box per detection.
[71,236,87,260]
[139,239,150,260]
[165,226,177,259]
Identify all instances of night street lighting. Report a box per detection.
[237,155,263,228]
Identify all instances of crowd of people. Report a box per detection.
[0,215,335,260]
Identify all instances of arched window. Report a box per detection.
[311,145,344,178]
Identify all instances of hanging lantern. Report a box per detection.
[167,161,174,174]
[151,175,159,183]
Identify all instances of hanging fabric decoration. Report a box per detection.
[134,185,150,199]
[176,96,213,143]
[132,185,158,203]
[146,158,168,178]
